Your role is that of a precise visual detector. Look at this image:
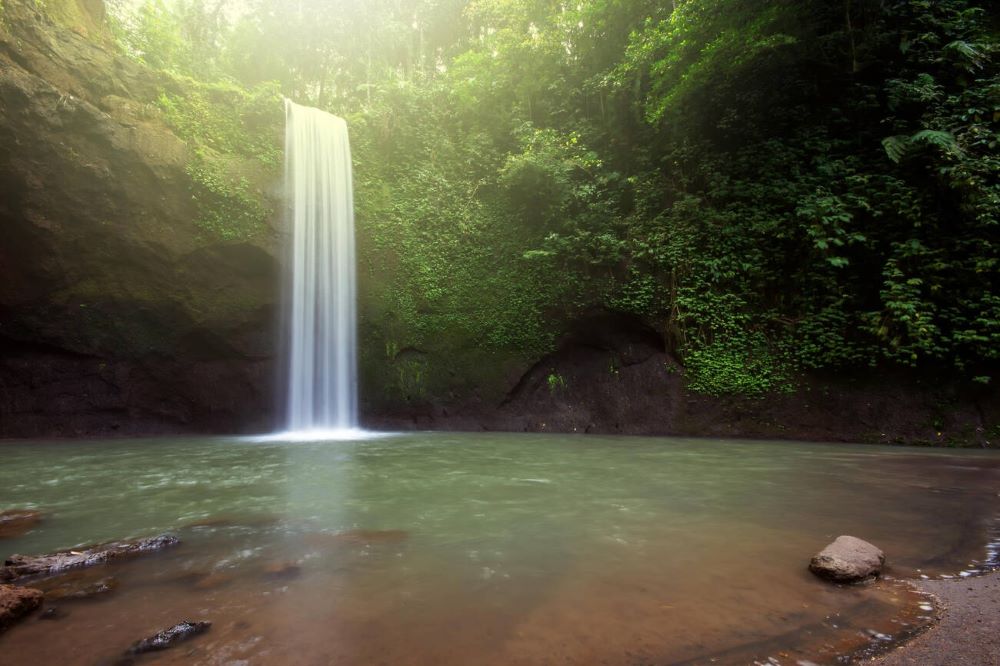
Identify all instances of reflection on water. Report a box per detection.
[0,433,998,665]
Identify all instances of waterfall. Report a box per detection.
[282,99,358,433]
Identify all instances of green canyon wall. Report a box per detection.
[0,0,996,445]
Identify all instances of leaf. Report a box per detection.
[882,135,908,163]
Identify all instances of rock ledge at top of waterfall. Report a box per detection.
[809,535,885,583]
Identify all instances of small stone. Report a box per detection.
[809,535,885,583]
[0,584,44,632]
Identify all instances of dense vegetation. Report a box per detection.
[106,0,998,395]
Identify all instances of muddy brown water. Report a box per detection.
[0,433,998,665]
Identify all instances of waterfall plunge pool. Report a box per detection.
[1,433,998,665]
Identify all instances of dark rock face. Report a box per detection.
[1,534,179,582]
[0,0,279,437]
[0,584,43,631]
[810,535,885,583]
[369,311,998,446]
[124,620,212,656]
[496,313,680,435]
[0,510,44,539]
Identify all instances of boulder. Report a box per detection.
[0,510,44,539]
[1,534,179,582]
[809,535,885,583]
[0,584,43,631]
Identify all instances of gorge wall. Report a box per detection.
[0,0,995,445]
[0,0,278,436]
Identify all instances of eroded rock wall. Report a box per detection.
[0,0,278,436]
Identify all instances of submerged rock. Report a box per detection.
[192,571,236,590]
[0,534,179,582]
[0,510,44,539]
[0,584,43,631]
[810,535,885,583]
[125,620,212,655]
[261,560,301,580]
[37,572,118,601]
[183,513,281,529]
[38,606,67,621]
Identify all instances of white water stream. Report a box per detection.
[282,99,358,433]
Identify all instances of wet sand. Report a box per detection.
[874,570,1000,666]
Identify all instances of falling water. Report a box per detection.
[282,99,358,433]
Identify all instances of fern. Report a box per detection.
[883,130,961,163]
[944,40,986,71]
[882,135,908,163]
[911,129,962,157]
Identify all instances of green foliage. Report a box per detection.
[109,0,1000,396]
[109,0,230,79]
[547,371,566,392]
[684,336,787,396]
[616,1,799,125]
[156,83,281,164]
[156,81,282,240]
[184,152,269,240]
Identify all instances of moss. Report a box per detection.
[156,80,282,241]
[22,0,107,40]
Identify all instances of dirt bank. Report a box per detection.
[873,570,1000,665]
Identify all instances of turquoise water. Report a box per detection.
[1,433,998,664]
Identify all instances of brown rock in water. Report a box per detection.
[0,510,44,539]
[809,535,885,583]
[0,584,43,631]
[0,534,179,582]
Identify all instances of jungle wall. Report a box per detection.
[0,0,996,446]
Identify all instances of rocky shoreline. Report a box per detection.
[2,520,996,664]
[872,569,1000,665]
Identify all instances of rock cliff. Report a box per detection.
[0,0,278,436]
